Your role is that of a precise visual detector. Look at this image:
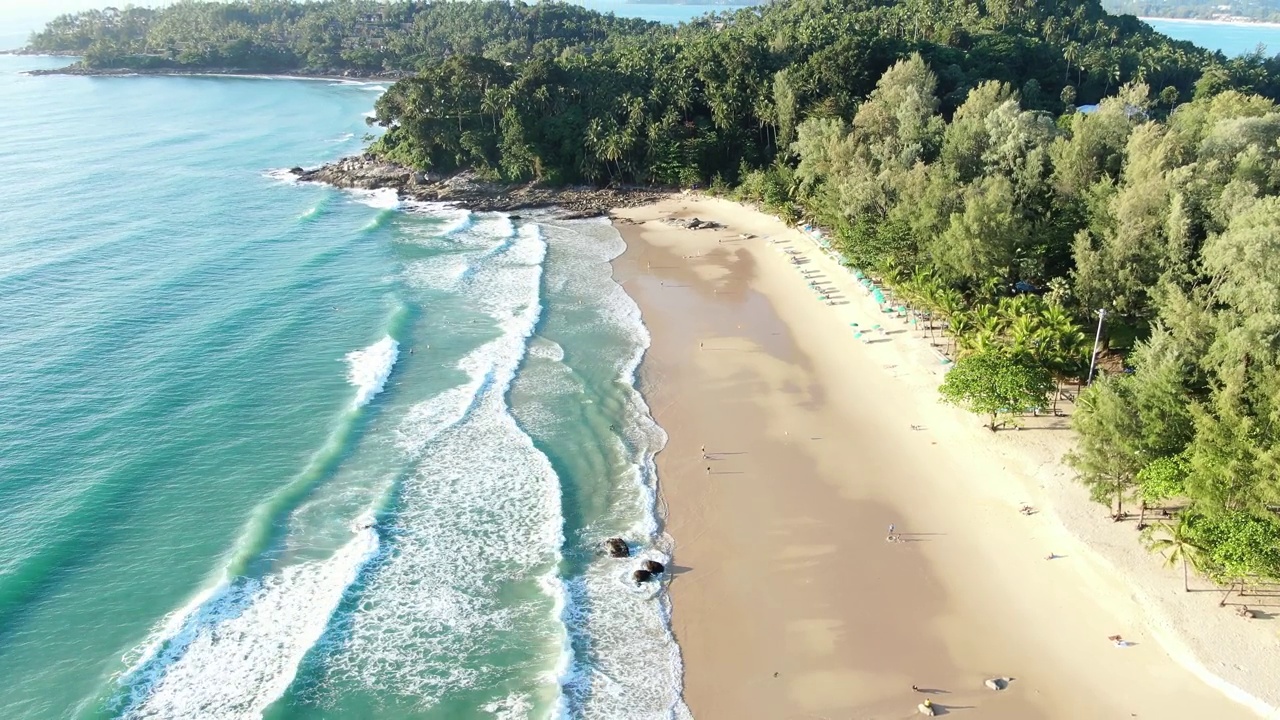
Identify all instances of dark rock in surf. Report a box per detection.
[640,560,665,575]
[604,537,630,558]
[632,569,653,584]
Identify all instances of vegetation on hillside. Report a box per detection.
[25,1,655,71]
[30,0,1280,586]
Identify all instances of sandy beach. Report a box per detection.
[612,196,1280,719]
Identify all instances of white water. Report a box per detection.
[528,220,690,719]
[349,188,400,210]
[345,336,399,407]
[116,529,379,719]
[315,224,571,712]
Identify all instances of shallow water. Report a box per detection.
[0,54,686,720]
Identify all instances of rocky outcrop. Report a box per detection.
[632,569,654,584]
[290,154,673,218]
[640,559,665,575]
[296,154,423,191]
[604,537,630,558]
[665,217,723,230]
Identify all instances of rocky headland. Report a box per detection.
[290,154,674,218]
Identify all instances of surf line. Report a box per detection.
[103,307,409,708]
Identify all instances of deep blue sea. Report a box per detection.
[0,54,686,719]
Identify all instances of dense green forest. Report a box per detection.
[30,0,1280,586]
[24,1,656,71]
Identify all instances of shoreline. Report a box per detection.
[22,64,402,82]
[1141,15,1280,29]
[611,195,1280,718]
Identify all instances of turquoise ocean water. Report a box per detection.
[1144,18,1280,56]
[0,54,687,719]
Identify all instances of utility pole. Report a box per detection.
[1086,308,1106,385]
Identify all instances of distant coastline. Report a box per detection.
[624,0,755,4]
[24,64,403,82]
[1141,15,1280,29]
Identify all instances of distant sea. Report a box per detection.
[1143,17,1280,56]
[0,53,687,719]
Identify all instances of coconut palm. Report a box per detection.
[1143,516,1206,592]
[935,289,964,351]
[1007,314,1039,360]
[945,310,972,358]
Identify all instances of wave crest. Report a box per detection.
[346,336,399,407]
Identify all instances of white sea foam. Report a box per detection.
[527,337,566,363]
[312,224,571,710]
[436,208,475,237]
[116,528,379,719]
[345,336,399,407]
[402,214,519,291]
[263,168,300,184]
[328,132,356,143]
[348,188,400,210]
[483,692,535,719]
[532,219,690,719]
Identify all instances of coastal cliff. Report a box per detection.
[291,154,672,218]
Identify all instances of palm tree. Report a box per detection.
[935,289,963,350]
[945,310,972,358]
[1063,42,1080,83]
[1007,314,1039,360]
[1143,517,1205,593]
